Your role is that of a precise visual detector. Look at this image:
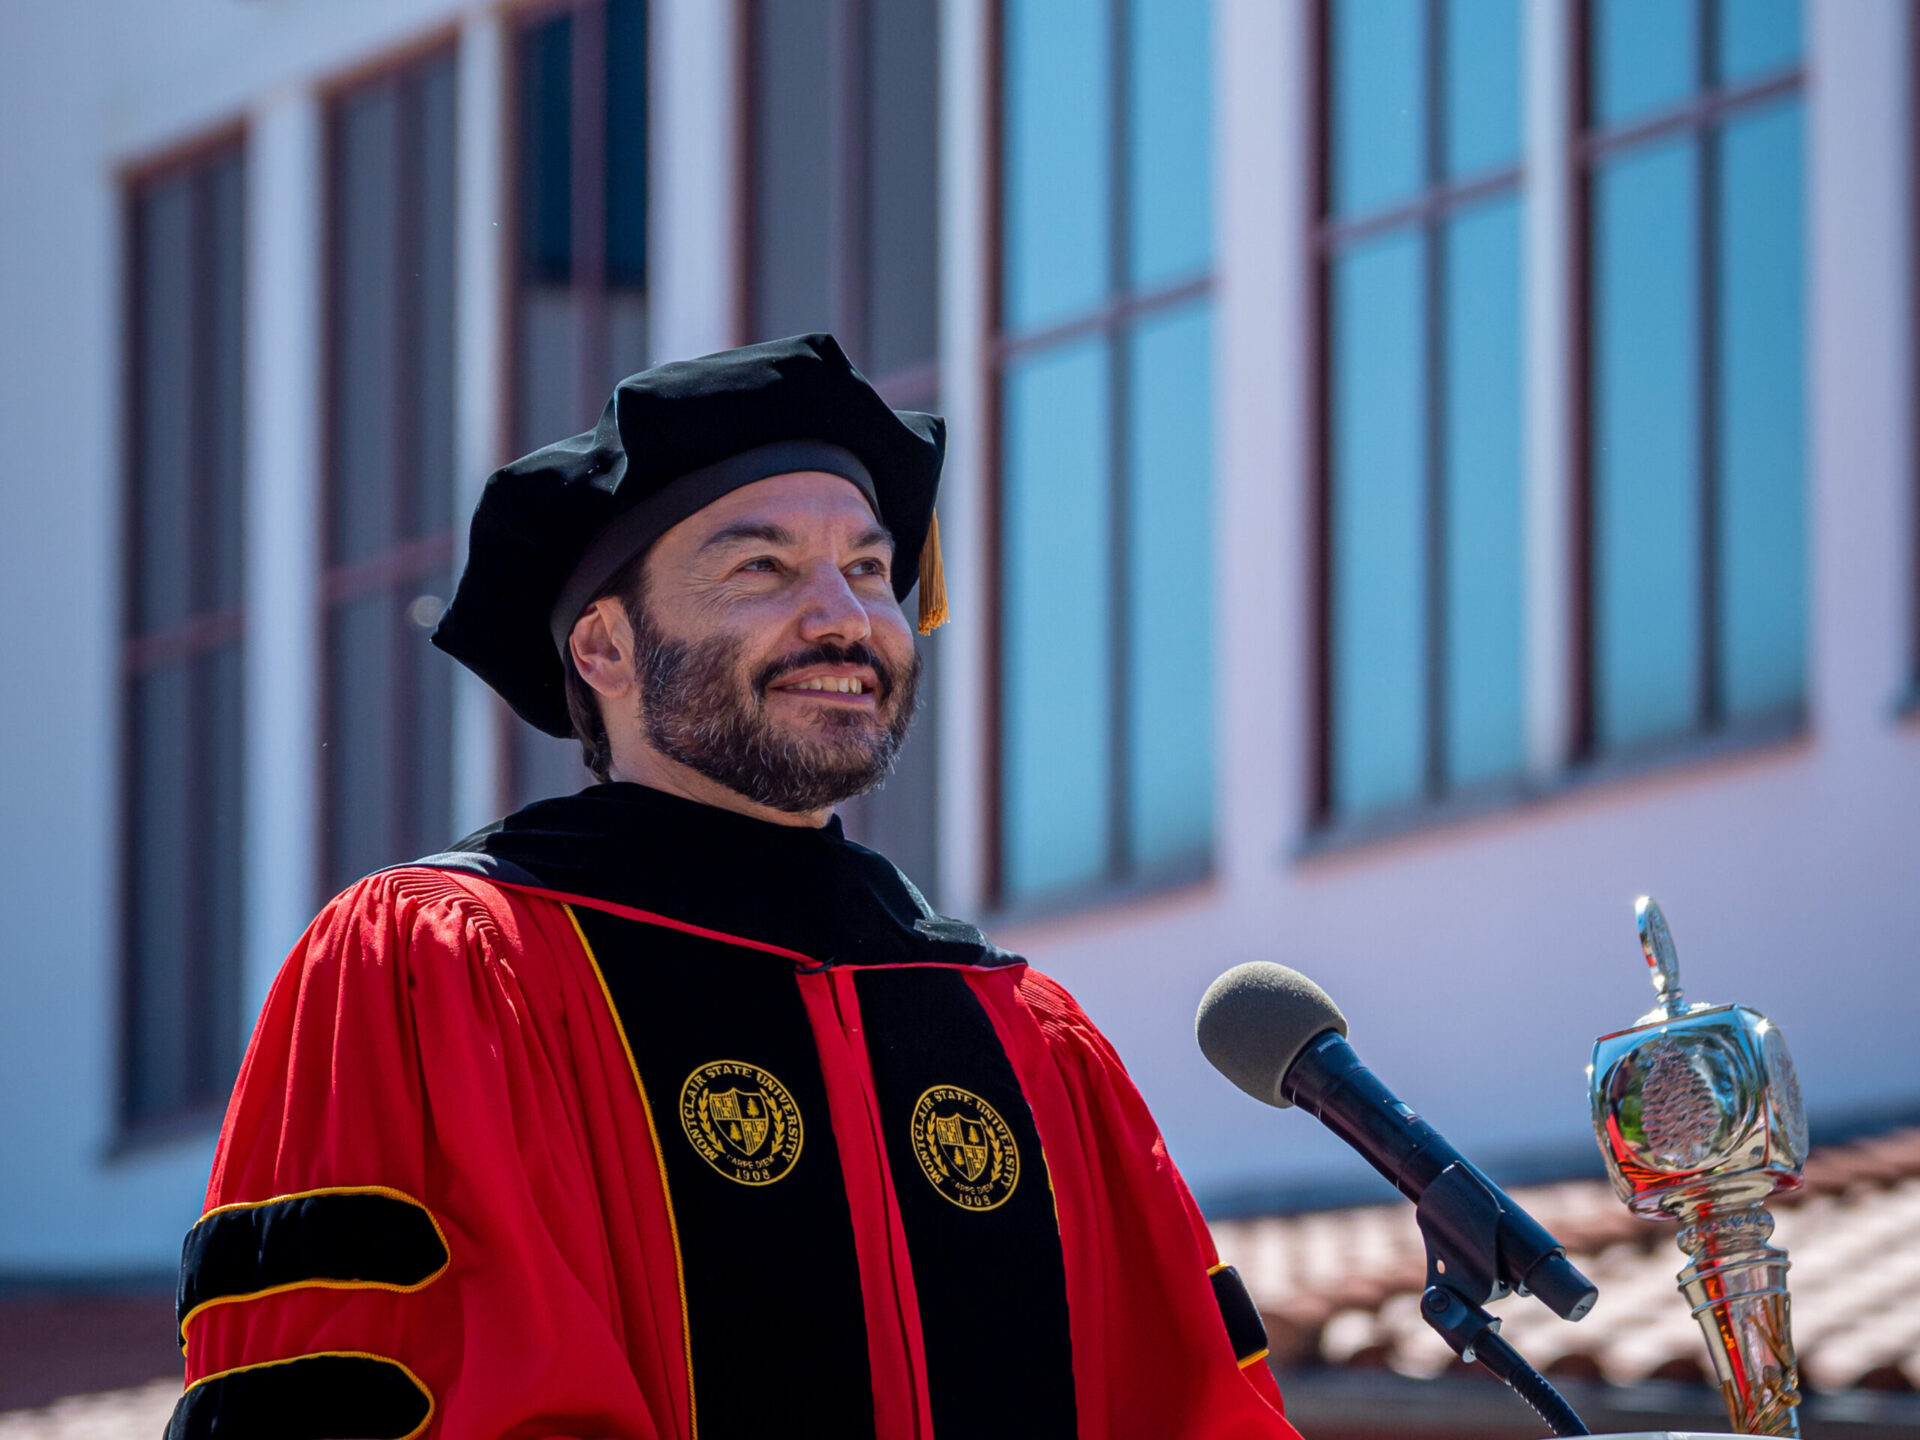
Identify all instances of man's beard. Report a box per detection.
[629,604,922,814]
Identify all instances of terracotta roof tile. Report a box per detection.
[0,1381,178,1439]
[1212,1125,1920,1394]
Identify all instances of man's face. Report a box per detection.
[622,471,922,814]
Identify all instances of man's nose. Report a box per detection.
[794,563,873,643]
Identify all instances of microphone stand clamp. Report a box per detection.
[1415,1163,1591,1437]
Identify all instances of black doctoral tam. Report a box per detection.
[432,332,946,737]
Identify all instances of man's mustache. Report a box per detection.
[753,643,899,703]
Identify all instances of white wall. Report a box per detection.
[0,0,497,1276]
[1005,0,1920,1206]
[0,0,208,1278]
[0,0,1913,1275]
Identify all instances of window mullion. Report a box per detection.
[1106,0,1132,883]
[1697,114,1720,729]
[1423,0,1447,799]
[1526,0,1581,775]
[1695,0,1721,729]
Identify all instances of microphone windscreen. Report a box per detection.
[1195,962,1349,1110]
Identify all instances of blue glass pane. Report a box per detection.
[1126,302,1213,869]
[518,15,573,284]
[135,177,194,634]
[1002,339,1112,898]
[1717,102,1804,717]
[866,0,941,375]
[406,567,457,858]
[1331,0,1426,217]
[414,58,459,542]
[197,639,246,1098]
[753,0,833,340]
[1444,0,1521,178]
[129,663,191,1119]
[333,81,402,566]
[1331,229,1427,815]
[328,590,396,892]
[1004,0,1109,330]
[1716,0,1800,83]
[1592,0,1698,127]
[1592,139,1701,748]
[1130,0,1210,286]
[1442,196,1524,786]
[604,0,648,286]
[204,153,247,611]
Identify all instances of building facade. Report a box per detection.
[0,0,1916,1290]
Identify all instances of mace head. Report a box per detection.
[1591,897,1809,1218]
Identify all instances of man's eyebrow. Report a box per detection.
[851,523,895,553]
[697,521,797,553]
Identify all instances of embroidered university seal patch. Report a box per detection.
[679,1060,804,1186]
[910,1084,1020,1210]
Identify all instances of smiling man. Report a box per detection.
[169,336,1299,1440]
[565,467,921,821]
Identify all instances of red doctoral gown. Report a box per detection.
[171,784,1300,1440]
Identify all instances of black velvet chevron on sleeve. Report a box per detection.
[166,1352,433,1440]
[177,1189,449,1346]
[1209,1264,1271,1366]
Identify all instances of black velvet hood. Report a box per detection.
[428,783,1008,972]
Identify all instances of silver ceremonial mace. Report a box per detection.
[1588,897,1808,1435]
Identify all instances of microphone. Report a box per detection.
[1195,962,1597,1323]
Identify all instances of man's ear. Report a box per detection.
[569,597,637,700]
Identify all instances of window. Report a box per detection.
[1914,14,1920,700]
[745,0,940,393]
[321,50,460,894]
[744,0,942,890]
[511,0,650,805]
[994,0,1213,906]
[120,137,247,1130]
[1582,0,1805,753]
[1316,0,1525,824]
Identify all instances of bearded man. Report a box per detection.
[168,335,1298,1440]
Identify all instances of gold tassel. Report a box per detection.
[917,507,950,634]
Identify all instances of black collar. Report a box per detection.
[429,783,1010,971]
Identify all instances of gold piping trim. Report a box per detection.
[196,1183,445,1228]
[179,1186,451,1361]
[1237,1346,1271,1369]
[567,903,699,1439]
[181,1349,434,1440]
[1206,1262,1229,1276]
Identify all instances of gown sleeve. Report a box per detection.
[999,969,1304,1440]
[170,869,673,1440]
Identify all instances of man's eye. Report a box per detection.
[848,558,888,578]
[740,557,779,574]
